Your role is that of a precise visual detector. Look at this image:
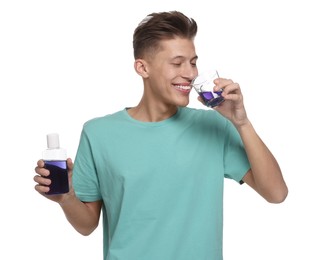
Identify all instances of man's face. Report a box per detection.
[145,37,198,108]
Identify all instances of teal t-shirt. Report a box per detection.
[73,106,250,260]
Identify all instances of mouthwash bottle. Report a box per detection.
[42,133,69,195]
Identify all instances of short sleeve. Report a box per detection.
[72,128,102,202]
[223,121,251,183]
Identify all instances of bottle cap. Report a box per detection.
[43,133,67,160]
[47,133,60,149]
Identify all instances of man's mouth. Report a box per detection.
[172,84,192,93]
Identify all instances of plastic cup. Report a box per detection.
[191,70,224,107]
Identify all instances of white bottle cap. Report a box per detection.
[47,133,60,149]
[43,133,67,160]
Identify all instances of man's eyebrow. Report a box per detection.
[191,55,198,61]
[170,55,198,61]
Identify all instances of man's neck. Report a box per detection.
[127,99,178,122]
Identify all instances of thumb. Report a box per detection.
[67,158,74,172]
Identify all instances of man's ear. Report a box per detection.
[134,59,149,78]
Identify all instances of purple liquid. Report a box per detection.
[199,90,224,107]
[44,160,69,195]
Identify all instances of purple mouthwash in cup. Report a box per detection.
[199,90,224,107]
[191,70,225,107]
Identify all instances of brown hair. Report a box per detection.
[133,11,197,59]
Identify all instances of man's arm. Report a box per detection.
[238,121,288,203]
[34,158,102,235]
[209,77,288,203]
[59,195,102,236]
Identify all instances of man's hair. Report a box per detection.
[133,11,197,59]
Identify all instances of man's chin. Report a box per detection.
[177,99,190,107]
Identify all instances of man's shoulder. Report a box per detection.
[82,109,126,130]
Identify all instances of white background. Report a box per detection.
[1,0,323,259]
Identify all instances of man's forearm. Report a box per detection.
[58,191,101,236]
[237,121,288,203]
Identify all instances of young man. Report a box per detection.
[34,11,288,260]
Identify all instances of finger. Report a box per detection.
[222,93,243,103]
[35,159,49,176]
[34,184,50,193]
[37,159,45,168]
[35,166,50,177]
[197,96,204,104]
[219,82,241,96]
[214,78,234,90]
[67,158,74,171]
[34,175,51,186]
